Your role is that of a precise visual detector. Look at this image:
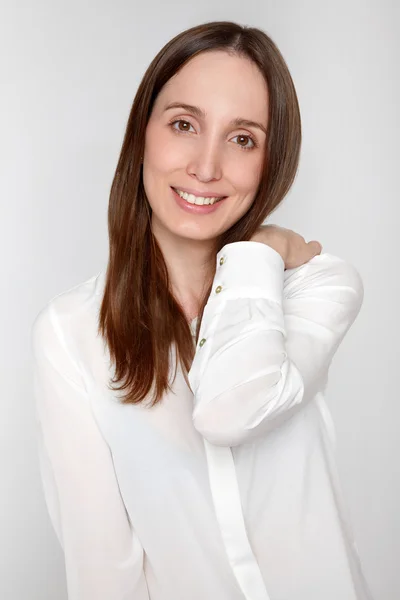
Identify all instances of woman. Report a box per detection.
[31,21,373,600]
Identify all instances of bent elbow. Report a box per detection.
[192,411,247,447]
[192,363,305,447]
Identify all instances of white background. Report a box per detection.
[1,1,398,598]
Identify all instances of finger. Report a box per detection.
[307,240,323,257]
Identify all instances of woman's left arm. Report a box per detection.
[188,241,364,447]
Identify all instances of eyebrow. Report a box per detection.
[163,102,267,135]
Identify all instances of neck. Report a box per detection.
[151,217,216,320]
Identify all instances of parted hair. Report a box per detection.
[98,20,302,406]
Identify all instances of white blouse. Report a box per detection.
[31,241,374,600]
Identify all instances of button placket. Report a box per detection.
[216,255,225,294]
[198,254,226,350]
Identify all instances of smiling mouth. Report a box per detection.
[172,187,227,206]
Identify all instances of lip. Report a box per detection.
[171,186,227,199]
[171,186,227,214]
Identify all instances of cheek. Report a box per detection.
[144,126,164,172]
[145,123,185,175]
[228,158,262,197]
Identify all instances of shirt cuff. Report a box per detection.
[208,241,285,306]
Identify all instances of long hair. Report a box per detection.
[98,21,302,406]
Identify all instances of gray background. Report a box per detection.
[1,0,398,598]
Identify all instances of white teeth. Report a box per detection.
[175,188,224,206]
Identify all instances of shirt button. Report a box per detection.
[219,257,225,266]
[199,338,206,347]
[215,285,222,294]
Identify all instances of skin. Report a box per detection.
[143,50,321,320]
[252,224,322,270]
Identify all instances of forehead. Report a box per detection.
[155,50,269,122]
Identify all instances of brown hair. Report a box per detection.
[98,20,302,406]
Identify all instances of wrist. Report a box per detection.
[250,235,288,267]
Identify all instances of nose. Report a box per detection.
[186,140,222,183]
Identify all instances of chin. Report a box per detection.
[167,222,220,242]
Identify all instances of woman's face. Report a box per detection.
[143,50,269,242]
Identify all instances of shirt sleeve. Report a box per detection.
[188,241,364,447]
[31,302,150,600]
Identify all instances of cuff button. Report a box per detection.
[215,285,222,294]
[199,338,206,347]
[219,257,225,266]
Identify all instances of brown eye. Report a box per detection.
[170,119,195,133]
[231,134,256,150]
[178,121,191,131]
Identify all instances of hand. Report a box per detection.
[250,224,323,270]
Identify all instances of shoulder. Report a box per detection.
[31,269,106,350]
[283,252,364,307]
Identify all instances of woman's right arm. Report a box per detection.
[31,303,150,600]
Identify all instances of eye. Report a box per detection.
[168,119,258,151]
[169,119,196,134]
[231,134,257,150]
